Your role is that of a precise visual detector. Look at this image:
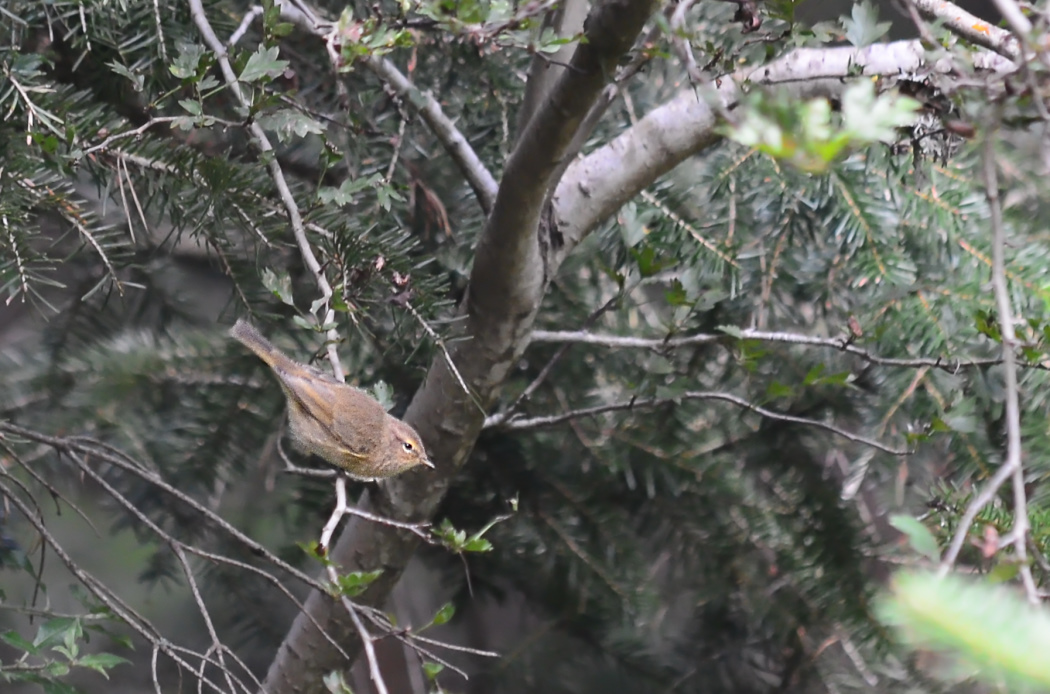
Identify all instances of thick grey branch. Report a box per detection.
[551,40,1016,265]
[261,1,658,692]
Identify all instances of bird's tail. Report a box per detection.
[229,319,289,369]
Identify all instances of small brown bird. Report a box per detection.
[230,319,433,480]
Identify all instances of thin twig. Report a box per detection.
[503,292,625,420]
[344,596,390,694]
[487,390,908,456]
[939,128,1037,602]
[188,0,345,378]
[529,328,1045,372]
[401,297,483,412]
[228,5,264,46]
[0,478,233,694]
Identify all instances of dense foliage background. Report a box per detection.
[1,0,1048,692]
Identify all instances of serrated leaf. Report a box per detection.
[169,42,206,79]
[463,537,493,552]
[370,381,394,411]
[261,268,295,305]
[240,46,289,83]
[317,175,380,206]
[178,99,202,116]
[77,652,130,677]
[841,1,890,47]
[256,109,325,143]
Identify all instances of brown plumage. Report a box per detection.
[230,319,433,480]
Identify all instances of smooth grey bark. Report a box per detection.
[260,1,660,692]
[515,0,592,141]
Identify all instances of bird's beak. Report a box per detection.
[421,457,435,469]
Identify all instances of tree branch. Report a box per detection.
[187,0,345,378]
[362,55,498,214]
[484,390,908,456]
[910,0,1018,59]
[261,1,659,691]
[529,328,1045,372]
[939,127,1037,602]
[551,40,1016,267]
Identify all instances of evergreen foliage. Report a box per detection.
[0,0,1047,693]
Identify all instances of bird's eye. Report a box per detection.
[402,441,414,452]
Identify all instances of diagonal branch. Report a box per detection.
[551,40,1016,268]
[261,1,660,691]
[187,0,345,379]
[271,0,499,214]
[363,55,498,214]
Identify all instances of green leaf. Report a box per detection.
[665,280,690,307]
[803,364,826,386]
[463,537,493,552]
[318,174,381,206]
[169,42,206,79]
[431,602,455,626]
[240,46,289,83]
[880,571,1050,689]
[370,381,394,411]
[1,630,39,654]
[77,652,130,677]
[322,670,355,694]
[256,109,326,143]
[178,99,202,117]
[41,680,79,694]
[261,268,295,306]
[841,1,890,47]
[34,618,81,650]
[333,570,383,598]
[421,661,445,680]
[888,514,940,561]
[987,561,1020,584]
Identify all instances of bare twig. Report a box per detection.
[529,328,1044,372]
[939,129,1037,602]
[362,54,498,214]
[80,117,193,157]
[188,0,344,378]
[486,390,908,456]
[503,292,625,419]
[344,597,390,694]
[0,477,234,694]
[400,297,483,412]
[318,476,431,553]
[229,5,264,46]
